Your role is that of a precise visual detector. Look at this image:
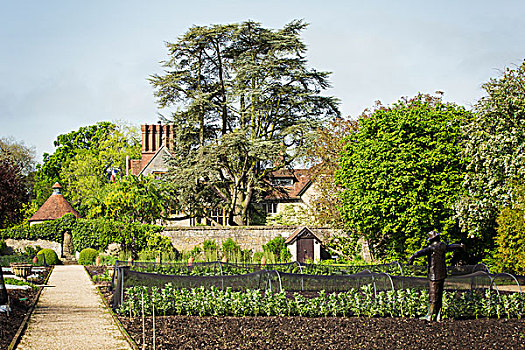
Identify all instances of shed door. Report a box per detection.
[297,238,314,263]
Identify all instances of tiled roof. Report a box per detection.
[265,169,312,200]
[284,226,322,245]
[28,187,81,222]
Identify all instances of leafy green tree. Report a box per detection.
[151,20,339,225]
[336,94,471,260]
[33,122,140,215]
[87,175,168,224]
[455,60,525,250]
[59,124,141,214]
[34,122,116,205]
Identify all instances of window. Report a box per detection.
[209,208,225,225]
[264,203,278,214]
[271,178,294,187]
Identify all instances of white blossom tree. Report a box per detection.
[455,60,525,258]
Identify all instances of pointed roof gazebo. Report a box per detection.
[28,183,81,225]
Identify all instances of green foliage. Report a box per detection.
[153,20,339,225]
[456,60,525,253]
[0,239,6,255]
[265,205,313,226]
[37,248,60,265]
[202,239,218,252]
[34,122,115,205]
[262,235,291,262]
[33,122,141,216]
[0,214,174,258]
[78,248,98,265]
[221,238,240,254]
[87,175,168,224]
[493,182,525,274]
[119,285,525,319]
[336,94,470,260]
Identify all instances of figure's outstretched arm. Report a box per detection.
[447,243,466,252]
[408,247,430,265]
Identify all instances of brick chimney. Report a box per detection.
[130,123,175,175]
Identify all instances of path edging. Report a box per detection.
[85,266,139,350]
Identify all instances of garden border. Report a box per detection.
[8,266,53,350]
[86,266,139,350]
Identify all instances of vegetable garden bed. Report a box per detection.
[0,266,52,349]
[86,265,525,349]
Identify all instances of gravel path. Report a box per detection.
[17,265,131,350]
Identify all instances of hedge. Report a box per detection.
[0,213,173,255]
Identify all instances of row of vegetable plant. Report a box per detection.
[118,285,524,319]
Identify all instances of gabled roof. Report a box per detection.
[265,169,312,200]
[28,183,81,222]
[284,226,322,245]
[138,145,174,176]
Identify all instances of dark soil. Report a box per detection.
[120,315,525,350]
[0,289,37,349]
[0,266,51,349]
[87,266,525,350]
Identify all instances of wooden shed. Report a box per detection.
[285,226,322,263]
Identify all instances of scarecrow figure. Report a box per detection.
[408,230,465,321]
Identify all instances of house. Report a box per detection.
[129,123,318,226]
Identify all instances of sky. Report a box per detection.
[1,0,524,160]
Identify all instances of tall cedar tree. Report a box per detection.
[336,95,471,261]
[151,20,339,225]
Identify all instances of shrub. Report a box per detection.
[78,248,98,265]
[0,239,6,255]
[494,200,525,274]
[263,235,292,262]
[36,248,60,265]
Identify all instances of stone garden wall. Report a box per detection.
[161,226,334,252]
[3,238,62,257]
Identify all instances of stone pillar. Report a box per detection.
[62,231,74,258]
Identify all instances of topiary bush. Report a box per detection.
[78,248,98,265]
[36,248,60,265]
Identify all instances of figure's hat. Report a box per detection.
[427,230,440,242]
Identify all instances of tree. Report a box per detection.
[87,175,168,224]
[151,20,339,225]
[34,122,141,215]
[59,123,141,215]
[305,118,359,227]
[455,60,525,251]
[0,137,37,200]
[336,94,471,260]
[34,122,116,205]
[0,158,27,229]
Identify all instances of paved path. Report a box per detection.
[17,265,131,350]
